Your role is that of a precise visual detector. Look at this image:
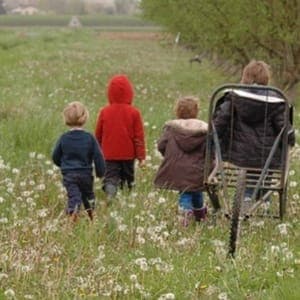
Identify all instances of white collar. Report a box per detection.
[224,89,285,103]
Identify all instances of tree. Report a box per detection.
[140,0,300,94]
[0,0,6,14]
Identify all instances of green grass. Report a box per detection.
[0,27,299,299]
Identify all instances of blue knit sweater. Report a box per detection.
[52,129,105,177]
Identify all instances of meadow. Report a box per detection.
[0,27,299,299]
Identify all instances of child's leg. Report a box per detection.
[103,161,120,198]
[79,174,95,221]
[121,160,135,189]
[192,192,207,221]
[178,192,194,226]
[63,173,82,220]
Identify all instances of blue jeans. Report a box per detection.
[179,191,203,210]
[63,172,95,214]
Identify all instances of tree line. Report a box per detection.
[141,0,300,94]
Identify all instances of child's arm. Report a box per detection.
[157,127,169,156]
[133,110,146,163]
[95,110,103,145]
[92,137,106,178]
[52,137,62,167]
[213,100,232,138]
[271,104,295,146]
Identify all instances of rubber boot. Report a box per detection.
[193,206,207,222]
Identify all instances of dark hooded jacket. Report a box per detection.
[95,75,146,161]
[213,88,295,169]
[154,119,208,192]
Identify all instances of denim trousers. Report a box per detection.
[63,172,95,214]
[179,191,203,210]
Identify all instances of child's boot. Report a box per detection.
[86,209,94,221]
[193,206,207,222]
[104,183,117,199]
[69,213,79,223]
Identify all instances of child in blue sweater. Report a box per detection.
[52,101,105,222]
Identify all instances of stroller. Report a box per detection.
[203,84,294,256]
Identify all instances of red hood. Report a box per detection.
[107,74,134,104]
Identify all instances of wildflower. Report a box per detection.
[0,218,8,224]
[158,293,175,300]
[136,226,144,234]
[36,184,46,191]
[276,271,283,277]
[0,197,4,203]
[29,152,36,158]
[218,292,228,300]
[277,223,288,235]
[158,197,166,204]
[130,274,138,282]
[37,209,48,218]
[137,236,145,244]
[271,245,280,254]
[46,169,54,175]
[12,168,20,174]
[37,153,45,160]
[0,273,8,280]
[118,224,127,232]
[289,181,297,187]
[4,289,15,298]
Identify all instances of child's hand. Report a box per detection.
[138,160,146,168]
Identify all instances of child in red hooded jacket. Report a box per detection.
[95,74,146,199]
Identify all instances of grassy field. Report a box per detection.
[0,27,299,299]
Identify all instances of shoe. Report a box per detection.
[86,209,94,221]
[104,183,117,198]
[69,213,79,223]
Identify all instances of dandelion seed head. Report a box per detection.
[130,274,137,282]
[218,292,228,300]
[277,223,288,235]
[0,218,8,224]
[0,273,8,280]
[289,181,297,187]
[4,289,15,298]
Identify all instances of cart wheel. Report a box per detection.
[279,184,288,220]
[228,169,246,257]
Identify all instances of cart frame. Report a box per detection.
[203,84,293,256]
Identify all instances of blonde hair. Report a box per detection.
[63,101,89,127]
[175,96,199,119]
[241,60,271,85]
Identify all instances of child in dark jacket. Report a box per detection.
[154,96,208,226]
[95,74,146,199]
[52,101,105,222]
[213,60,295,213]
